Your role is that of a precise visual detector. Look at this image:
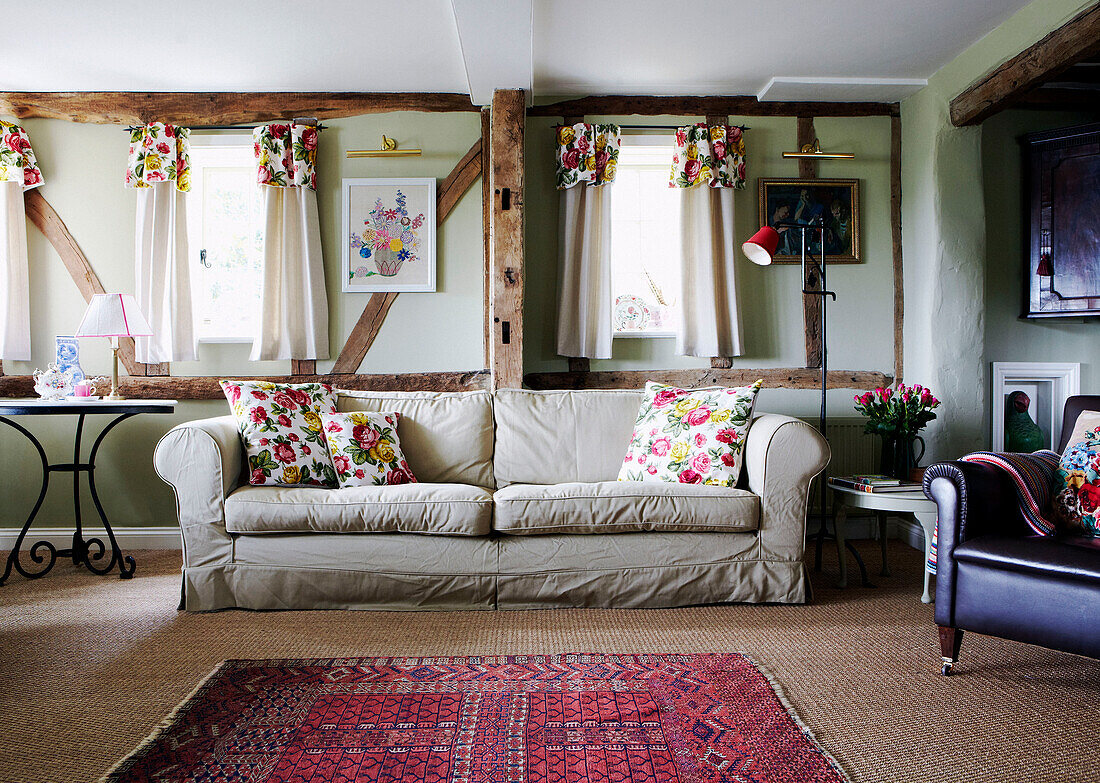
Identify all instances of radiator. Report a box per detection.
[802,417,880,512]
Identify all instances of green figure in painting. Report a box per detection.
[1005,390,1046,453]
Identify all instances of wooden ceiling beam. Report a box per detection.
[528,95,899,118]
[0,92,479,125]
[949,3,1100,126]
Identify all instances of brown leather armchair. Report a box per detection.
[923,395,1100,674]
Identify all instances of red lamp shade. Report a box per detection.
[742,226,779,266]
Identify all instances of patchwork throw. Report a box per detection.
[102,654,849,783]
[928,449,1061,574]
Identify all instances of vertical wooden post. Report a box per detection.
[890,114,904,382]
[796,116,822,369]
[291,360,316,376]
[489,89,526,389]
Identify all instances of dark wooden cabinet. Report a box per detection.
[1022,122,1100,319]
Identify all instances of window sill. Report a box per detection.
[613,332,676,339]
[197,337,256,345]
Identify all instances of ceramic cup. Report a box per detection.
[72,379,97,397]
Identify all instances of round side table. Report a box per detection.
[828,481,938,603]
[0,398,176,584]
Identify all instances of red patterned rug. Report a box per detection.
[103,654,848,783]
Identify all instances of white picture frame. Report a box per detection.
[991,361,1081,451]
[341,178,436,293]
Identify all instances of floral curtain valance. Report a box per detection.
[0,121,43,190]
[669,123,746,189]
[555,123,621,189]
[125,123,191,191]
[254,123,319,190]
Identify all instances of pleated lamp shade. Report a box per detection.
[76,293,154,338]
[742,226,780,266]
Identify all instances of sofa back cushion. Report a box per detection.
[337,390,493,487]
[493,389,644,486]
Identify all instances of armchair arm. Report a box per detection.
[744,413,831,560]
[922,461,1022,626]
[153,415,242,569]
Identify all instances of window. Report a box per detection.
[187,137,264,343]
[610,136,682,337]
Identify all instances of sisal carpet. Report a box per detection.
[102,654,848,783]
[0,541,1097,783]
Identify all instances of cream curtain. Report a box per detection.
[0,120,43,362]
[250,186,329,361]
[0,182,30,361]
[677,186,744,357]
[556,185,614,359]
[554,122,620,360]
[134,182,196,363]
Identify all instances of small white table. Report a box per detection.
[828,481,938,603]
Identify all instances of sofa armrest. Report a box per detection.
[922,460,1022,626]
[154,415,241,568]
[744,413,831,560]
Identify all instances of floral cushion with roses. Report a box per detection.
[1053,423,1100,537]
[322,411,417,488]
[221,381,338,487]
[617,380,762,486]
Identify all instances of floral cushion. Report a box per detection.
[617,381,762,486]
[322,411,417,487]
[220,381,337,487]
[1053,423,1100,537]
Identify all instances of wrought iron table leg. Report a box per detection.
[83,413,138,578]
[0,411,137,583]
[0,416,55,584]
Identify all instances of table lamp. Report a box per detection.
[75,293,154,400]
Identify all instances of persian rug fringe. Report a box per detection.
[98,660,231,783]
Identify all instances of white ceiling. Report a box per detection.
[4,0,1035,103]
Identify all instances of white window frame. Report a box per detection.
[187,133,263,344]
[610,132,681,340]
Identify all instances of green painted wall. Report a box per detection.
[981,108,1100,442]
[0,111,485,528]
[525,113,897,419]
[899,0,1095,461]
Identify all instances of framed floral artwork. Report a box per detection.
[342,178,436,292]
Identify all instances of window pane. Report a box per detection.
[189,144,263,342]
[610,144,681,336]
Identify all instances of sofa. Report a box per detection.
[924,394,1100,674]
[154,388,830,611]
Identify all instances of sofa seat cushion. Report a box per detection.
[954,535,1100,585]
[493,481,759,535]
[225,483,493,536]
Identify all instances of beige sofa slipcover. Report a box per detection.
[154,388,830,611]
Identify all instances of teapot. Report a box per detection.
[33,363,78,400]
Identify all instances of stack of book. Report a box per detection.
[831,474,922,493]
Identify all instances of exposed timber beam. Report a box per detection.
[890,114,904,382]
[0,92,479,125]
[0,371,491,400]
[528,95,899,118]
[949,3,1100,126]
[524,368,891,391]
[489,89,526,390]
[796,116,823,371]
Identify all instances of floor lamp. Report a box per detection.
[742,219,870,586]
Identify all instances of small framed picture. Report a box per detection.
[757,178,861,263]
[991,361,1081,451]
[342,178,436,292]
